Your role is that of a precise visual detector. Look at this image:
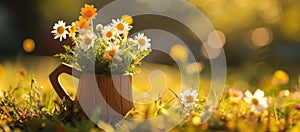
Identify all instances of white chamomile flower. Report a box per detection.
[51,20,70,41]
[112,19,130,34]
[103,45,120,61]
[101,25,116,40]
[78,31,96,52]
[244,89,268,113]
[106,45,120,57]
[180,89,199,107]
[134,33,151,51]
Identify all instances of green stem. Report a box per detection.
[29,78,34,109]
[119,43,138,55]
[90,18,93,33]
[273,93,278,122]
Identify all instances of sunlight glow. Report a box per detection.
[208,30,226,49]
[23,38,35,53]
[251,27,273,47]
[170,44,188,61]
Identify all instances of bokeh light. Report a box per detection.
[207,30,226,49]
[201,45,221,59]
[192,116,201,125]
[258,0,282,24]
[23,38,35,53]
[186,62,203,74]
[170,44,188,61]
[272,70,289,85]
[251,27,273,47]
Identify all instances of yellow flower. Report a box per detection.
[68,22,77,37]
[244,89,268,113]
[80,4,97,19]
[272,70,289,85]
[51,20,69,41]
[121,15,133,25]
[76,16,90,30]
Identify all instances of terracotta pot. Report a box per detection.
[49,63,134,122]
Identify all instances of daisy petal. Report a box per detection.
[244,90,253,98]
[254,89,264,98]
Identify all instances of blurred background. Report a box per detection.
[0,0,299,61]
[0,0,300,99]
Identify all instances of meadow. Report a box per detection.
[0,55,300,132]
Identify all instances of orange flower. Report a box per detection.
[75,16,90,29]
[80,4,97,19]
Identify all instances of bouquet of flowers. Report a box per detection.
[51,4,151,75]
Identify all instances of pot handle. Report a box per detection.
[49,63,82,102]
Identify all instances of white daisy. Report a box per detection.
[180,89,199,107]
[228,88,244,103]
[112,19,130,34]
[244,89,268,112]
[106,45,120,57]
[103,45,120,61]
[51,20,69,41]
[134,33,151,51]
[101,25,116,40]
[78,31,96,52]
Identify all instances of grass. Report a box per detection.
[0,55,300,131]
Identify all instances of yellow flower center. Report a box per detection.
[84,38,92,46]
[106,31,113,38]
[232,93,240,98]
[70,26,76,32]
[104,55,113,61]
[116,23,124,31]
[138,39,146,46]
[251,98,259,105]
[109,49,116,57]
[185,95,195,103]
[17,69,27,77]
[57,26,65,34]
